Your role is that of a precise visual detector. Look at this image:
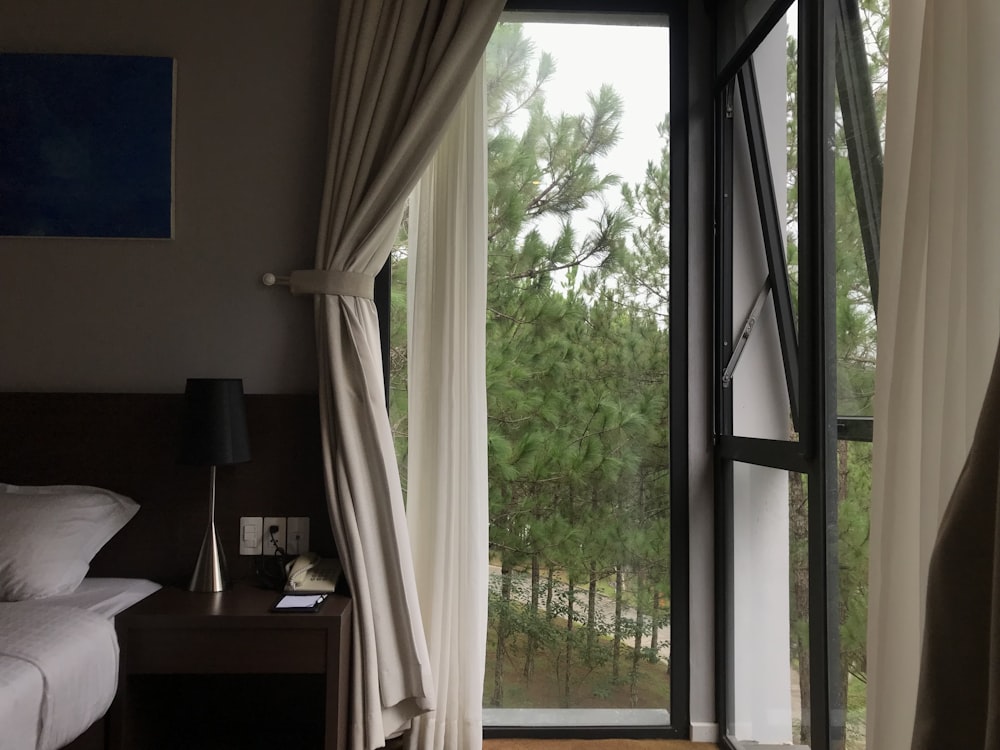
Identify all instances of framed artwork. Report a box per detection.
[0,53,175,239]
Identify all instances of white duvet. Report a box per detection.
[0,601,119,750]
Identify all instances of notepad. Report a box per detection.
[271,593,327,612]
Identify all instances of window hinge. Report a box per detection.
[722,276,771,387]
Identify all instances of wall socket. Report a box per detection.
[286,517,310,555]
[239,516,308,555]
[263,516,286,556]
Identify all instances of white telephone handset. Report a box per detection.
[284,552,342,593]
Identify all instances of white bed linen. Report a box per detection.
[0,578,160,750]
[43,577,161,619]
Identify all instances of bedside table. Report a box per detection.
[109,582,351,750]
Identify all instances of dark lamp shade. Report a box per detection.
[179,378,251,466]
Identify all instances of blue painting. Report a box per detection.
[0,54,174,238]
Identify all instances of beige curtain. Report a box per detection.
[868,1,1000,747]
[289,3,503,749]
[405,61,490,750]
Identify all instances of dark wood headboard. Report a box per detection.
[0,392,337,586]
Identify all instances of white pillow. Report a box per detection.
[0,483,139,601]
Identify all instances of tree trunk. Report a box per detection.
[546,566,555,619]
[650,590,660,660]
[587,560,598,660]
[531,554,541,614]
[613,566,623,680]
[564,577,575,707]
[491,559,513,707]
[523,553,540,681]
[630,573,644,707]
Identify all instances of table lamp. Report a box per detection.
[179,378,251,592]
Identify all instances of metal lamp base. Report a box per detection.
[189,519,227,592]
[189,465,228,592]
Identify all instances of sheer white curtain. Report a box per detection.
[867,1,1000,747]
[287,3,503,749]
[405,61,489,750]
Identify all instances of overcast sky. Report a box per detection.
[519,22,671,190]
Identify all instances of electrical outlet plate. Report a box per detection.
[263,516,286,556]
[286,517,310,555]
[238,516,263,555]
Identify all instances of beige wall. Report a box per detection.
[0,0,338,393]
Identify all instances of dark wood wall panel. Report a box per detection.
[0,392,336,586]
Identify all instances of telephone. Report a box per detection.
[284,552,342,593]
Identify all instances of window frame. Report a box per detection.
[711,0,881,748]
[489,1,688,738]
[377,0,690,740]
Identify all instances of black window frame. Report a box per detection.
[376,0,690,740]
[711,0,881,748]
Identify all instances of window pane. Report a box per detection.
[723,2,884,748]
[733,445,869,749]
[730,4,799,442]
[392,16,672,728]
[838,440,871,748]
[831,1,887,743]
[482,19,671,723]
[731,463,804,746]
[833,0,886,419]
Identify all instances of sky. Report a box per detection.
[492,21,670,297]
[517,22,671,192]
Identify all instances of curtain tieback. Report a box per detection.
[288,269,375,300]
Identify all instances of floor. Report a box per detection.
[386,733,717,749]
[483,740,717,750]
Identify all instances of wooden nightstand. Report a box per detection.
[109,582,351,750]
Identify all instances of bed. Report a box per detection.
[0,392,336,750]
[0,578,161,750]
[0,482,159,750]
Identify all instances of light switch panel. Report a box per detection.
[286,517,310,555]
[238,516,263,555]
